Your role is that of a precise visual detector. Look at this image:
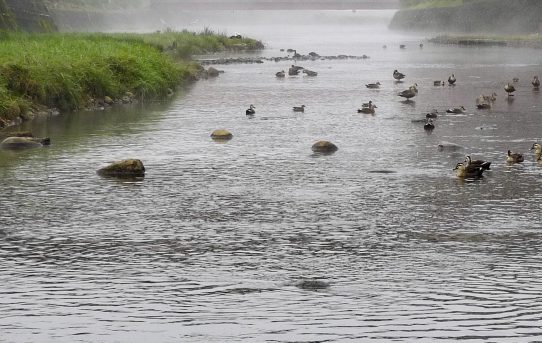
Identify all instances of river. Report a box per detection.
[1,10,542,343]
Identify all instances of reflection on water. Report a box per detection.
[1,10,542,343]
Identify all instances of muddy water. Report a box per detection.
[1,10,541,343]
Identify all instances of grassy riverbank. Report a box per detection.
[0,31,263,127]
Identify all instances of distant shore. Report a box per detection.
[429,35,542,49]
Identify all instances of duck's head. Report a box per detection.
[461,106,466,110]
[507,150,512,156]
[530,143,542,152]
[465,155,472,164]
[453,162,464,171]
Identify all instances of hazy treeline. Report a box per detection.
[44,0,149,10]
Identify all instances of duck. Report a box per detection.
[365,82,381,89]
[464,155,491,171]
[448,74,456,85]
[530,143,542,155]
[399,44,406,49]
[453,162,485,178]
[398,84,418,100]
[532,76,540,89]
[303,69,318,77]
[246,104,255,116]
[426,109,439,118]
[504,83,516,96]
[513,77,520,83]
[393,69,406,81]
[288,65,302,76]
[433,80,442,86]
[358,101,377,114]
[446,106,466,114]
[424,119,435,131]
[276,70,285,78]
[293,105,305,112]
[506,150,524,163]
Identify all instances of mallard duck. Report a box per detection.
[424,119,435,131]
[454,162,484,178]
[446,106,466,114]
[365,82,381,89]
[276,70,285,78]
[393,69,405,81]
[246,104,255,116]
[293,105,305,112]
[507,150,524,163]
[464,155,491,170]
[533,76,540,89]
[448,74,456,85]
[530,143,542,155]
[504,83,516,96]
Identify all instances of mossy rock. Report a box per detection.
[207,67,221,77]
[211,129,233,141]
[97,159,145,178]
[311,140,338,153]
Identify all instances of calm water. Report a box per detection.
[1,10,542,343]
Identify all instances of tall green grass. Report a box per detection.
[0,30,262,124]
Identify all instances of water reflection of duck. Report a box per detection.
[246,104,255,116]
[507,150,524,163]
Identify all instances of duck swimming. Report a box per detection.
[293,105,305,112]
[393,69,406,81]
[365,82,381,89]
[246,104,255,116]
[426,109,439,118]
[464,155,491,171]
[454,162,485,178]
[303,69,318,76]
[504,83,516,96]
[446,106,466,114]
[533,76,540,89]
[358,101,377,114]
[424,119,435,131]
[506,150,524,163]
[276,70,285,78]
[530,143,542,155]
[448,74,456,85]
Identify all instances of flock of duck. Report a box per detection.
[242,56,541,179]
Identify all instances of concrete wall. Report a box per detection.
[390,0,542,34]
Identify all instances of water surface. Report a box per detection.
[1,10,542,343]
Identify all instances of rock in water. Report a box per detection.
[211,129,233,141]
[0,136,49,150]
[311,141,338,153]
[97,159,145,178]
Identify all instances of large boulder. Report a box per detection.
[0,136,50,150]
[97,159,145,178]
[311,140,338,154]
[211,129,233,141]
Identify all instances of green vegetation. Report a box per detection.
[0,30,263,126]
[400,0,475,9]
[44,0,148,10]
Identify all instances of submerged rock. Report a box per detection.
[0,136,50,150]
[312,140,338,154]
[97,159,145,178]
[211,129,233,141]
[296,279,330,290]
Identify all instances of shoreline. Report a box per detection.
[428,34,542,49]
[0,31,264,132]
